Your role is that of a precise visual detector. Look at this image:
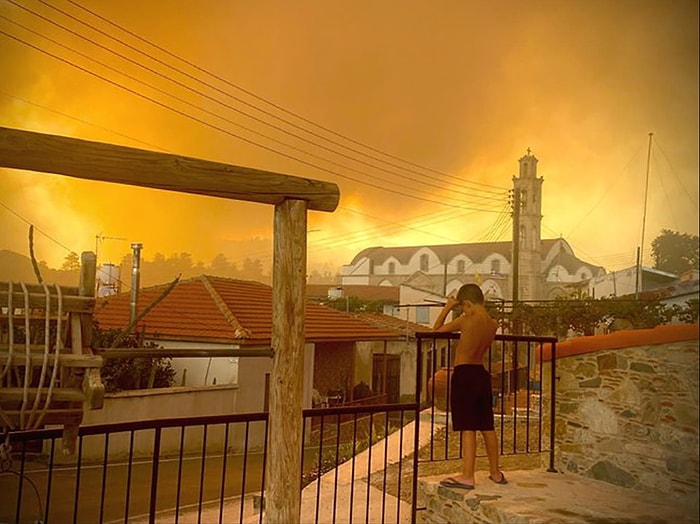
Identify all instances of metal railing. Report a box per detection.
[1,332,556,524]
[416,332,557,472]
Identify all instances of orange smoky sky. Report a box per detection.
[0,0,698,276]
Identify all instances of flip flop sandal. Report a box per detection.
[440,477,475,490]
[489,472,508,485]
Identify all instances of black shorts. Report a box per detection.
[450,364,495,431]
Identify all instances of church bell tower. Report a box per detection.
[512,149,543,301]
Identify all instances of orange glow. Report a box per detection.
[0,1,697,276]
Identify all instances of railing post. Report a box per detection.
[412,334,423,524]
[547,340,557,472]
[149,427,162,524]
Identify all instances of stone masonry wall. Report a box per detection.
[553,338,698,505]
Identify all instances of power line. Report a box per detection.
[0,198,75,254]
[653,138,699,209]
[4,1,507,206]
[0,89,168,152]
[565,139,646,239]
[0,85,508,275]
[0,24,505,213]
[61,0,507,194]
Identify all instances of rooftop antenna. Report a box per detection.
[95,233,127,262]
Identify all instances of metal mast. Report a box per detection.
[636,132,653,297]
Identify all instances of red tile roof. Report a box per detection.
[352,312,433,337]
[95,275,400,345]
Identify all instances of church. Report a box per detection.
[340,150,605,302]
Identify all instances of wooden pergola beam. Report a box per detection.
[0,126,340,212]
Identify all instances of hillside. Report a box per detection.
[0,250,81,286]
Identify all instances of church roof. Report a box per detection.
[349,239,603,274]
[350,241,513,265]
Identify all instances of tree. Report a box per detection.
[651,229,699,275]
[61,251,81,271]
[93,325,176,393]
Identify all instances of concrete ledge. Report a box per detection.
[418,470,699,523]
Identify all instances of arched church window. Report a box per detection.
[420,254,429,272]
[491,259,501,275]
[388,262,395,275]
[457,260,465,273]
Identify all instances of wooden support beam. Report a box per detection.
[0,289,93,312]
[0,126,340,212]
[78,252,96,350]
[0,387,85,402]
[265,199,307,524]
[0,353,103,368]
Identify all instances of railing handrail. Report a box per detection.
[416,331,558,344]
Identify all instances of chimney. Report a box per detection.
[130,243,142,324]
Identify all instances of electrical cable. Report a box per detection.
[60,0,507,193]
[0,24,502,212]
[2,5,507,207]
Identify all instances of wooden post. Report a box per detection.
[265,199,307,524]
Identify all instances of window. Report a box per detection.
[457,260,465,274]
[420,254,429,272]
[416,306,430,325]
[491,259,501,275]
[388,262,395,275]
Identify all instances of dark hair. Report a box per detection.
[456,283,484,304]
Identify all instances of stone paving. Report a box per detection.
[418,469,699,524]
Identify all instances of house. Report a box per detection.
[340,151,604,301]
[306,284,399,314]
[95,275,402,414]
[588,265,679,298]
[350,312,432,403]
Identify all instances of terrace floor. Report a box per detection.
[418,470,698,524]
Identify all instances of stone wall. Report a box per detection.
[553,337,698,505]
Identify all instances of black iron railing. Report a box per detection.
[416,332,557,472]
[1,332,556,524]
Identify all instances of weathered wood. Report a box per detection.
[0,409,83,426]
[79,252,96,350]
[0,290,93,312]
[70,314,83,356]
[0,126,340,212]
[83,368,104,410]
[0,387,85,402]
[0,352,103,368]
[265,199,307,524]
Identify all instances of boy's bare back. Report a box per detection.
[453,308,498,365]
[433,288,498,366]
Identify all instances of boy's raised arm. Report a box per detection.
[433,296,459,331]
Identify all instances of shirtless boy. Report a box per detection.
[432,283,507,489]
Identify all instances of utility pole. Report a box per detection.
[443,247,447,297]
[511,189,521,334]
[511,189,521,304]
